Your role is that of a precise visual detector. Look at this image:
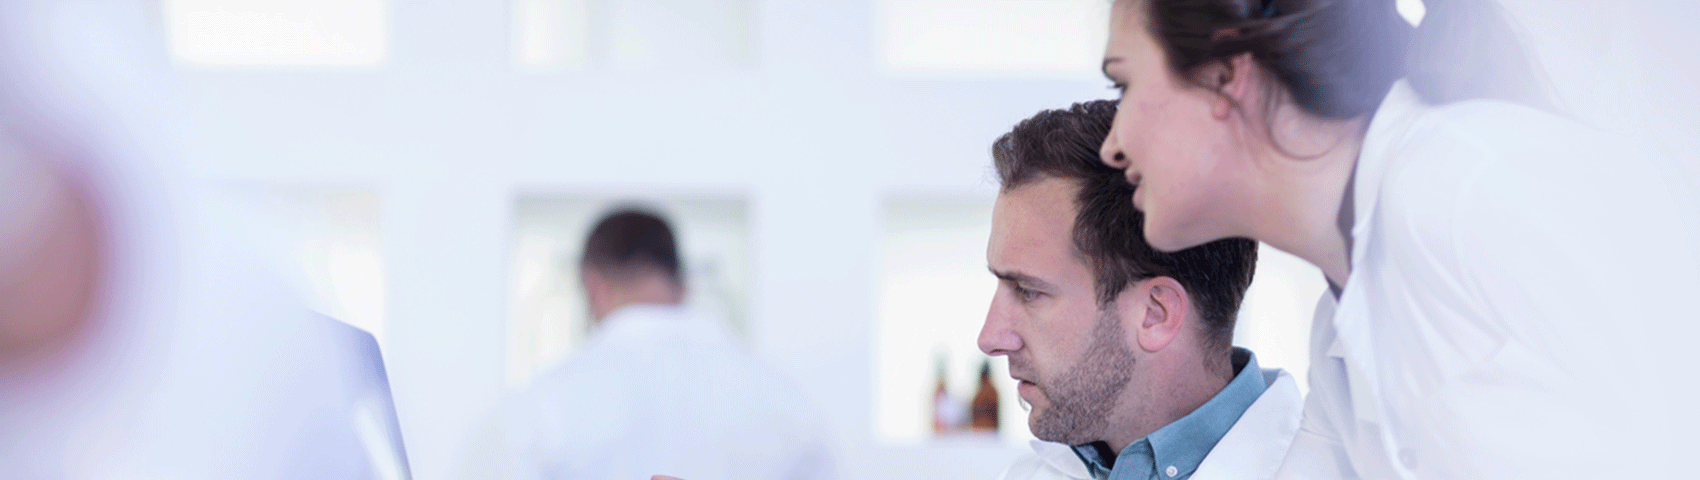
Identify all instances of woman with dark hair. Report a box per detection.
[1096,0,1700,478]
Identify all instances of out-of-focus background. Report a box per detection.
[27,1,1694,479]
[163,2,1325,478]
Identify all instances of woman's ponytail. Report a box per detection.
[1405,0,1551,110]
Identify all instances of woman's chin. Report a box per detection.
[1143,223,1213,253]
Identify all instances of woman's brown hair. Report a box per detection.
[1141,0,1549,121]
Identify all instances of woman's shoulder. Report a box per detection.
[1375,98,1618,214]
[1363,100,1617,273]
[1406,99,1601,170]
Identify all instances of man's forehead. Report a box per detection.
[990,178,1086,273]
[996,177,1080,214]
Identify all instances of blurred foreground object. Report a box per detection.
[0,1,408,478]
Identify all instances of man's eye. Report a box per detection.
[1014,286,1040,302]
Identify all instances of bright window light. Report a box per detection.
[513,0,752,69]
[878,0,1109,77]
[514,0,592,69]
[1396,0,1426,27]
[1233,244,1326,394]
[164,0,387,67]
[205,185,389,346]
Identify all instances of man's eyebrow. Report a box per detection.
[988,267,1056,291]
[1101,57,1122,82]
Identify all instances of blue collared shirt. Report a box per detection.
[1072,348,1267,480]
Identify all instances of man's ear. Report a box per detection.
[1131,277,1191,352]
[1197,52,1260,120]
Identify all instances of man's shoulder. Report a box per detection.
[1190,369,1303,480]
[1216,367,1302,450]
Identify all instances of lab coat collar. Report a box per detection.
[1030,440,1094,480]
[1325,80,1431,423]
[1141,348,1267,480]
[589,303,734,350]
[1189,368,1302,480]
[1350,79,1426,277]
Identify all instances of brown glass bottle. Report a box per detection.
[968,360,999,433]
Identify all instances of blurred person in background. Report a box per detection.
[980,100,1299,480]
[0,1,409,478]
[1096,0,1700,478]
[465,208,835,480]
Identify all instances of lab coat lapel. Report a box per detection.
[1190,369,1303,480]
[1328,80,1435,431]
[1319,80,1431,476]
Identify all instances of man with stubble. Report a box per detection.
[981,100,1303,480]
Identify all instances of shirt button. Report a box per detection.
[1398,448,1418,470]
[1166,465,1178,477]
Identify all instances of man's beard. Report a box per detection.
[1023,304,1137,445]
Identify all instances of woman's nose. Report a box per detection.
[1100,128,1129,169]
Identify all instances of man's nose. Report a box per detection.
[1101,127,1129,169]
[978,294,1021,356]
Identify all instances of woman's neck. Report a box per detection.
[1253,115,1367,289]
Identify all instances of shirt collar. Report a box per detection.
[1072,348,1268,480]
[589,303,730,348]
[1349,79,1427,271]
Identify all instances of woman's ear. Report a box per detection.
[1132,276,1191,352]
[1201,52,1260,119]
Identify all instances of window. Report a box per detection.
[874,196,1025,444]
[164,0,387,67]
[512,0,751,70]
[205,184,389,345]
[513,0,593,69]
[878,0,1109,77]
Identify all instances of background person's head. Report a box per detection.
[579,208,685,323]
[1097,0,1547,251]
[977,100,1257,449]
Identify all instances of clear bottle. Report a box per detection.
[931,353,954,434]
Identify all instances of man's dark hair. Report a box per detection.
[991,100,1258,355]
[581,208,683,285]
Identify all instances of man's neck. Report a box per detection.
[1099,353,1233,454]
[589,275,683,322]
[1077,349,1264,480]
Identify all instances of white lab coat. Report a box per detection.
[482,304,836,480]
[998,368,1302,480]
[996,440,1092,480]
[1273,81,1700,479]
